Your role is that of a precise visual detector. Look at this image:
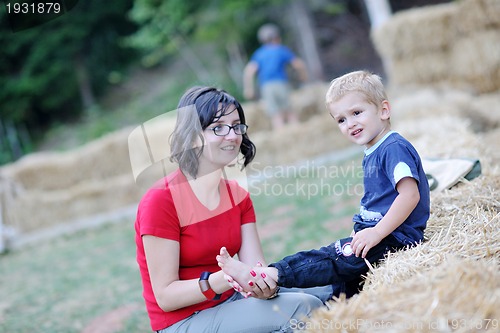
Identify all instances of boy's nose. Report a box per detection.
[346,118,355,128]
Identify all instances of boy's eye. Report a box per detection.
[337,118,345,124]
[353,111,361,116]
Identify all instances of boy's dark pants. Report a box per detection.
[269,235,404,298]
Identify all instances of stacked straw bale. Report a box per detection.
[305,171,500,332]
[0,128,145,233]
[0,128,133,191]
[372,0,500,94]
[389,89,500,183]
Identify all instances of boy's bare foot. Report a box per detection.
[217,247,279,296]
[217,247,256,289]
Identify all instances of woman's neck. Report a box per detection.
[188,168,224,210]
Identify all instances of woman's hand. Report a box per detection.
[225,270,278,299]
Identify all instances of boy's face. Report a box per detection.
[328,92,391,148]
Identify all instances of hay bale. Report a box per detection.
[305,172,500,332]
[389,87,500,176]
[10,175,142,233]
[1,127,134,191]
[454,0,500,36]
[291,82,330,121]
[372,3,457,61]
[372,0,500,94]
[389,52,452,87]
[460,92,500,132]
[450,30,500,94]
[242,101,271,133]
[250,114,351,168]
[307,257,499,333]
[0,94,339,234]
[389,87,469,120]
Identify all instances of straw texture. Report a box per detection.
[372,0,500,94]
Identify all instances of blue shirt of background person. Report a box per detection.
[251,44,296,85]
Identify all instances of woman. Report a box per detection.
[135,86,324,333]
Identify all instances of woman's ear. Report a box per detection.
[192,133,204,149]
[380,100,391,120]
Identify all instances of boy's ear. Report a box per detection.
[380,100,391,120]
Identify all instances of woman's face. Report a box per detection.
[197,105,243,176]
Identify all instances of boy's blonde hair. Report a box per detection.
[325,70,387,108]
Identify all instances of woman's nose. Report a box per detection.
[224,127,239,140]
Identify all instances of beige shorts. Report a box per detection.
[261,81,291,116]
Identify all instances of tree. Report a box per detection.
[287,0,325,81]
[127,0,326,91]
[363,0,392,29]
[0,0,138,138]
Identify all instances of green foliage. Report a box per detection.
[126,0,287,68]
[126,0,202,66]
[0,0,139,138]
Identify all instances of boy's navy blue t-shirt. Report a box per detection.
[353,131,430,245]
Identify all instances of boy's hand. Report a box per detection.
[351,228,383,258]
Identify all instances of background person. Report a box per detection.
[243,23,308,129]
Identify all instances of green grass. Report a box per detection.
[251,158,362,261]
[0,159,362,332]
[0,222,148,333]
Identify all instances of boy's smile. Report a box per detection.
[328,92,391,148]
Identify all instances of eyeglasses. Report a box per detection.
[209,124,248,136]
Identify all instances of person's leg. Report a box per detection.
[218,237,400,293]
[280,286,335,304]
[274,82,297,125]
[270,236,398,288]
[217,249,336,304]
[159,291,323,333]
[262,82,286,129]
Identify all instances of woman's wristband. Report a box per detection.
[266,286,280,299]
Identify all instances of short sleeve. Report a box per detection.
[239,193,256,225]
[383,142,421,189]
[227,180,256,225]
[136,187,181,241]
[281,46,296,62]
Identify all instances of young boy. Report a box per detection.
[218,70,430,298]
[243,23,308,129]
